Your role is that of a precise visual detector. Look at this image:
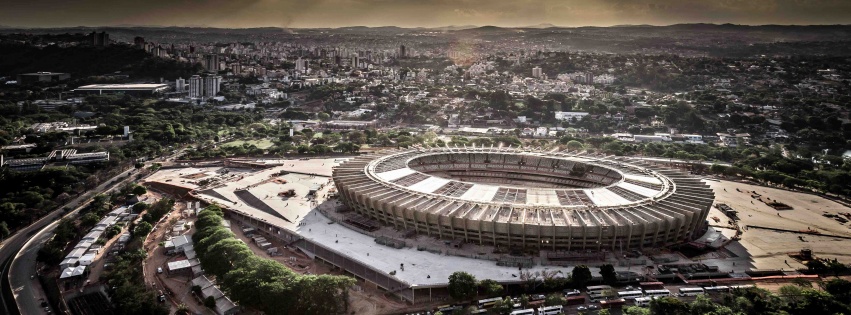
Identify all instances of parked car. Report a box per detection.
[564,289,581,297]
[156,267,163,274]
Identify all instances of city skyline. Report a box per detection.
[3,0,851,29]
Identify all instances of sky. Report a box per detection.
[2,0,851,28]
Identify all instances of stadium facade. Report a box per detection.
[333,147,714,251]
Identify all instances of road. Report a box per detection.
[3,165,138,315]
[2,147,188,315]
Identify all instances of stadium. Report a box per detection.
[333,146,715,251]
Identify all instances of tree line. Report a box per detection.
[192,204,355,315]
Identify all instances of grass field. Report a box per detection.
[221,139,275,149]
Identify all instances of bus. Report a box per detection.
[437,305,462,313]
[617,290,644,300]
[600,298,626,309]
[730,284,755,290]
[704,286,730,294]
[634,296,655,307]
[587,285,614,301]
[640,281,665,290]
[537,305,563,315]
[509,309,535,315]
[678,287,706,296]
[643,289,672,297]
[565,296,586,306]
[478,297,502,309]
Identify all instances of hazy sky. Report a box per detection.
[3,0,851,28]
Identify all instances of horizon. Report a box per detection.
[3,22,851,30]
[4,0,851,29]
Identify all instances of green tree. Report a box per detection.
[479,279,503,297]
[599,264,617,285]
[566,140,584,151]
[175,304,190,315]
[820,278,851,304]
[132,202,149,213]
[203,296,216,309]
[347,131,366,144]
[649,296,689,315]
[623,306,650,315]
[133,221,153,237]
[544,293,565,306]
[448,271,478,301]
[132,185,148,196]
[571,265,593,289]
[200,238,254,277]
[690,295,719,315]
[0,221,9,238]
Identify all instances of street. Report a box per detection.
[7,165,137,315]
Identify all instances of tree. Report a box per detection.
[566,140,584,151]
[201,238,254,277]
[544,293,565,306]
[709,163,728,174]
[599,264,617,285]
[175,304,190,315]
[204,296,216,309]
[598,309,611,315]
[132,185,147,196]
[347,131,366,144]
[649,296,689,315]
[778,285,804,306]
[448,271,477,301]
[571,265,592,289]
[623,306,650,315]
[479,279,503,297]
[690,294,721,314]
[81,212,101,228]
[820,278,851,304]
[0,221,10,239]
[132,202,149,213]
[133,221,153,237]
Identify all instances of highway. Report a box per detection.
[0,165,137,314]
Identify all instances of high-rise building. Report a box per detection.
[230,63,242,75]
[188,74,222,98]
[175,77,185,92]
[585,73,594,84]
[204,75,222,97]
[351,55,359,69]
[399,45,406,58]
[204,54,222,72]
[91,31,109,47]
[532,66,543,78]
[295,57,307,72]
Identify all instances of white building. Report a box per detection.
[554,111,590,123]
[295,58,308,72]
[175,77,185,92]
[532,66,543,78]
[682,134,705,144]
[189,74,222,99]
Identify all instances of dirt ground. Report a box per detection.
[142,191,213,315]
[704,179,851,268]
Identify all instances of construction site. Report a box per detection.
[141,151,851,310]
